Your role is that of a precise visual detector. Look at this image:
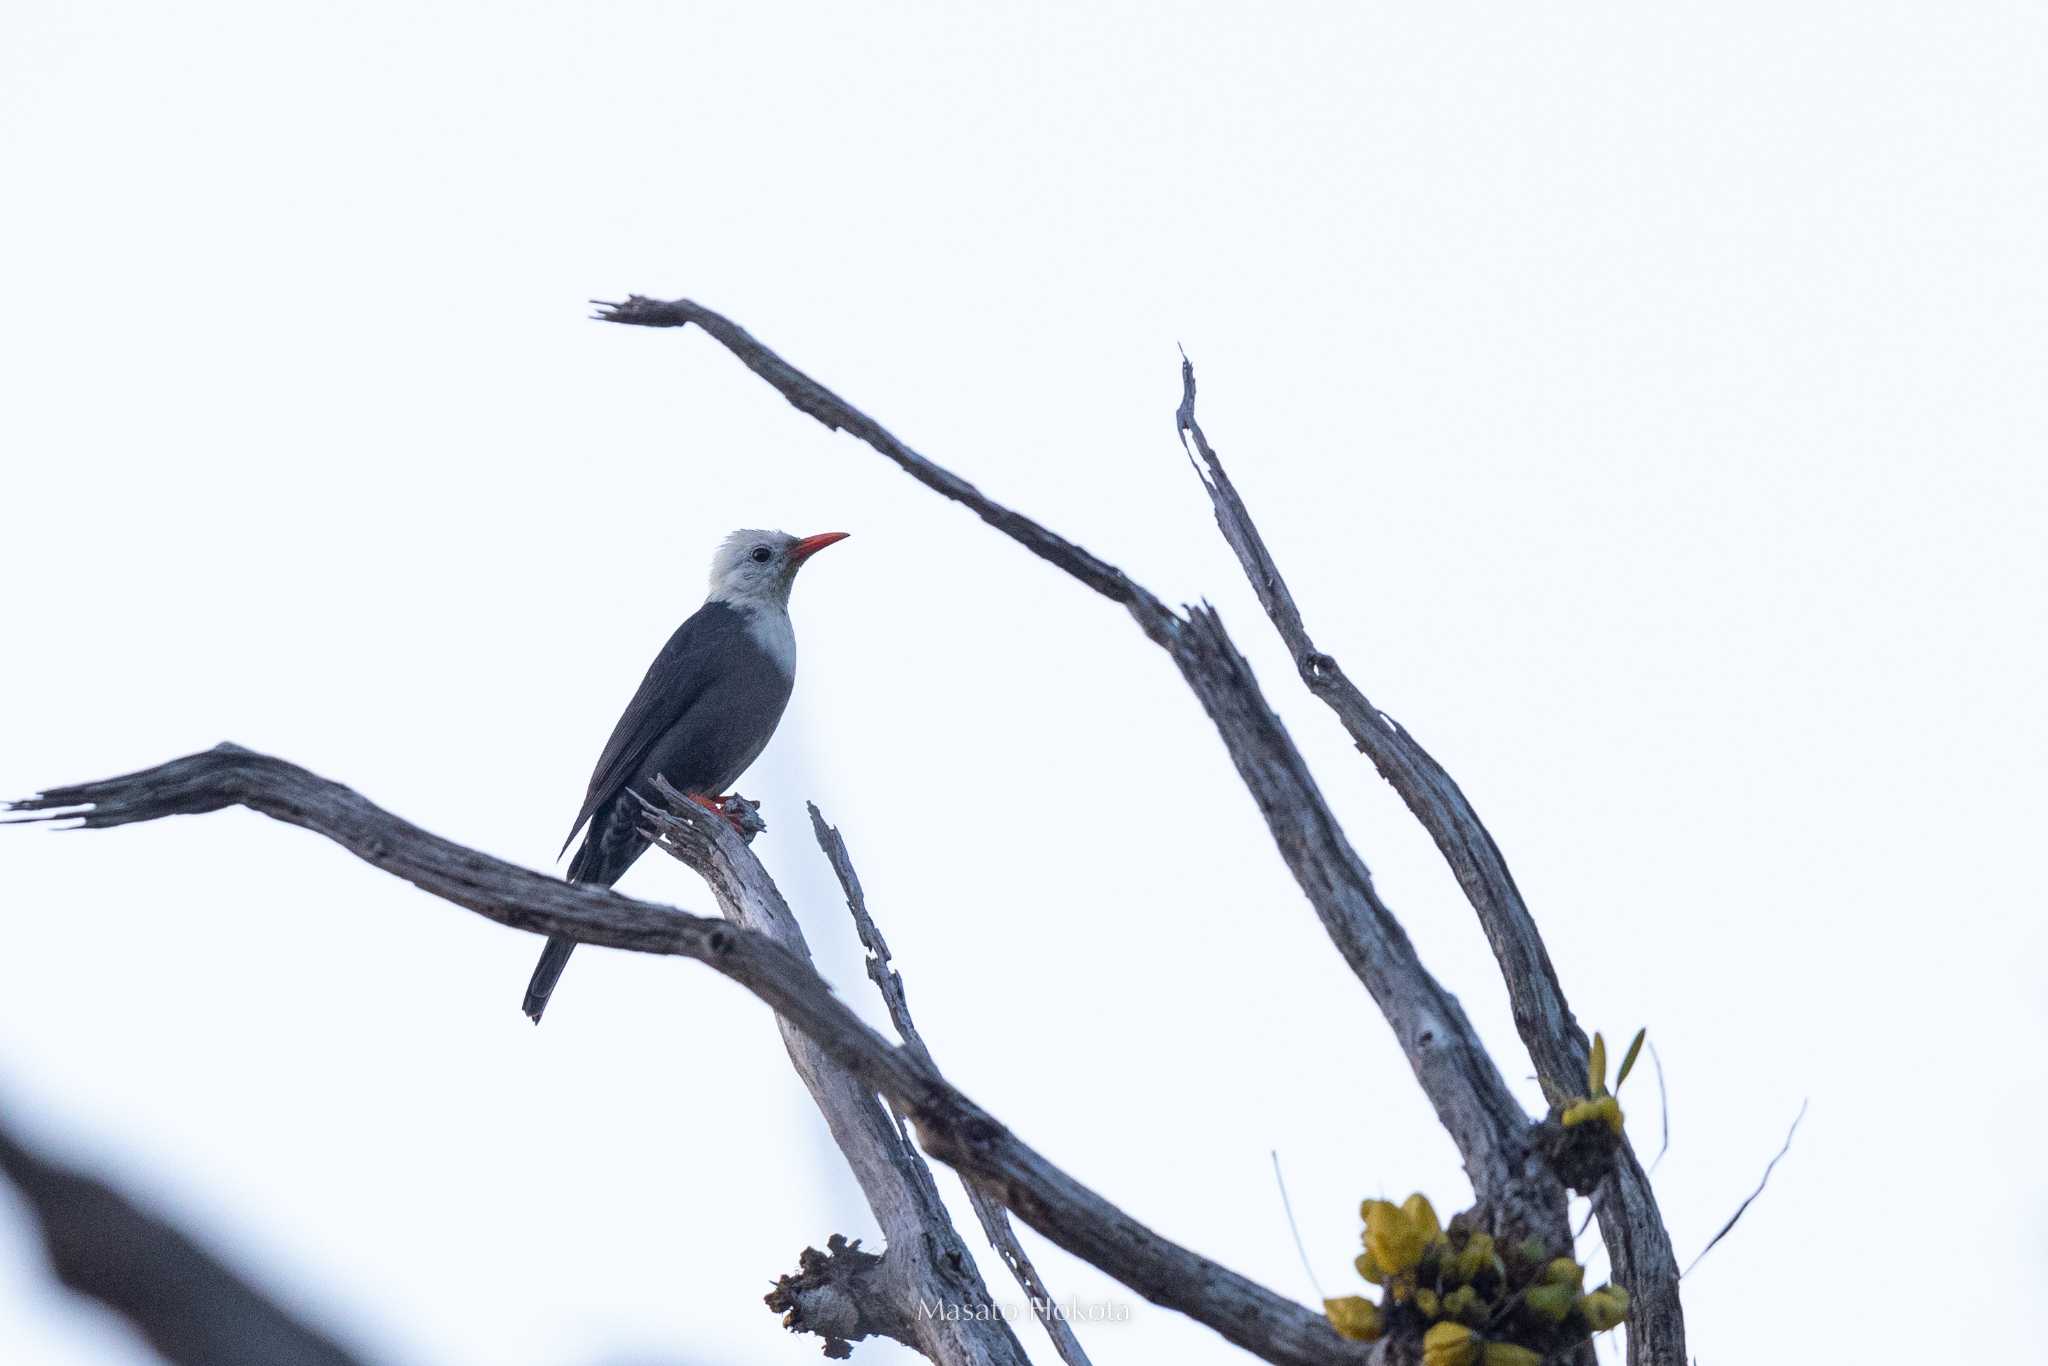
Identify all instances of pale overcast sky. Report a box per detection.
[3,4,2044,1364]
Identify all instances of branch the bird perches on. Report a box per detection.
[593,293,1684,1364]
[7,298,1687,1365]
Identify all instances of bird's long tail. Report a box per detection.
[522,937,576,1023]
[524,799,647,1024]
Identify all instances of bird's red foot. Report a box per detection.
[688,792,759,835]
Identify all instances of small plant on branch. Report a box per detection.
[1325,1190,1629,1362]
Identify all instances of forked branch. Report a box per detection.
[1174,358,1683,1363]
[640,779,1027,1366]
[809,803,1094,1366]
[593,295,1568,1250]
[4,747,1372,1366]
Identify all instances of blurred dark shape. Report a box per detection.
[0,1105,367,1366]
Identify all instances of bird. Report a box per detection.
[522,527,849,1023]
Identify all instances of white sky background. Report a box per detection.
[3,3,2044,1362]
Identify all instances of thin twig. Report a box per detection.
[1270,1151,1326,1304]
[1682,1100,1808,1278]
[1574,1182,1606,1243]
[1648,1041,1671,1174]
[808,803,1094,1366]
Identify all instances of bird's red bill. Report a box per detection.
[789,531,850,563]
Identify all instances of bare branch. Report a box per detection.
[1173,356,1584,1094]
[765,1235,915,1360]
[1172,358,1685,1363]
[589,298,1150,615]
[809,803,1093,1366]
[4,746,1371,1366]
[640,780,1027,1366]
[593,295,1564,1246]
[0,1102,366,1366]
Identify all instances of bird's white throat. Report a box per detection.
[715,595,797,676]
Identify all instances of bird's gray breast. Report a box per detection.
[637,602,796,797]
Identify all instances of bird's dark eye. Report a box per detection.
[749,546,772,563]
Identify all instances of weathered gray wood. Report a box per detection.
[5,296,1685,1363]
[5,746,1374,1366]
[764,1234,916,1357]
[592,295,1568,1247]
[640,780,1028,1366]
[808,803,1093,1366]
[1173,359,1684,1365]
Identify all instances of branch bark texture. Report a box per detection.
[593,295,1566,1247]
[765,1234,915,1359]
[809,803,1094,1366]
[5,747,1371,1366]
[1174,359,1684,1364]
[640,780,1027,1366]
[7,295,1686,1365]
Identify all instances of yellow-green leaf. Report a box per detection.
[1324,1296,1384,1342]
[1364,1199,1429,1275]
[1543,1257,1585,1291]
[1580,1284,1631,1332]
[1562,1095,1624,1135]
[1451,1232,1497,1286]
[1441,1285,1485,1324]
[1523,1283,1574,1325]
[1422,1321,1478,1366]
[1402,1192,1443,1243]
[1616,1028,1646,1090]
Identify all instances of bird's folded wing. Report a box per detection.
[559,602,745,857]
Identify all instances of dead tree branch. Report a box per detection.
[4,746,1373,1366]
[1173,358,1685,1364]
[5,298,1690,1363]
[808,803,1094,1366]
[765,1235,915,1359]
[592,295,1569,1250]
[0,1101,366,1366]
[639,780,1027,1365]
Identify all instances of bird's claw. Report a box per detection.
[689,792,766,840]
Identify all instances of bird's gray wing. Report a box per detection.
[558,601,750,858]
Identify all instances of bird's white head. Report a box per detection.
[706,528,850,610]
